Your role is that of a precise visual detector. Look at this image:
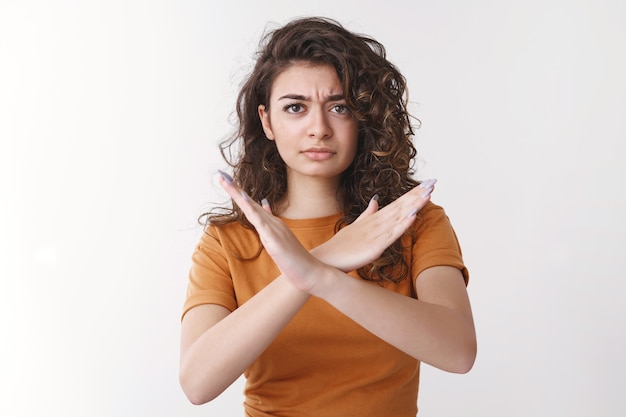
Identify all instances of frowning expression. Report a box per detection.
[258,63,359,184]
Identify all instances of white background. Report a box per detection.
[1,0,625,416]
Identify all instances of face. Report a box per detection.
[258,63,359,186]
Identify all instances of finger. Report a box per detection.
[354,194,379,223]
[261,198,272,214]
[217,170,262,215]
[389,178,437,209]
[217,171,245,203]
[418,178,437,197]
[418,178,437,189]
[407,178,437,217]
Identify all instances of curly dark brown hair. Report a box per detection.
[202,16,421,284]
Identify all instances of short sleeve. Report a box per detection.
[411,203,469,286]
[182,225,238,319]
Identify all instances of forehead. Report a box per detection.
[269,63,343,99]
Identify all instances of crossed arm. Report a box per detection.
[179,176,476,405]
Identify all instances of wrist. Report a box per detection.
[310,243,330,263]
[310,242,350,273]
[308,263,343,300]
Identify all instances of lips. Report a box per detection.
[302,147,336,161]
[303,147,335,153]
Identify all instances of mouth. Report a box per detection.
[302,147,336,161]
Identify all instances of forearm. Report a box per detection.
[318,269,476,373]
[180,275,310,404]
[181,244,367,404]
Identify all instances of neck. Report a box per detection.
[277,175,343,219]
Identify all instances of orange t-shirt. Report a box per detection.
[183,202,468,416]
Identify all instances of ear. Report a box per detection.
[258,104,275,140]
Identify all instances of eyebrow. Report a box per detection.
[277,93,345,101]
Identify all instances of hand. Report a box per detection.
[312,179,437,272]
[217,171,331,294]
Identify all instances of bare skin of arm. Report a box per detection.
[224,176,476,374]
[316,265,476,373]
[180,176,473,404]
[180,276,310,404]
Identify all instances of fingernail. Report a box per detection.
[407,208,418,218]
[419,178,437,189]
[218,169,234,184]
[240,191,249,202]
[261,198,269,207]
[369,194,379,204]
[421,187,433,198]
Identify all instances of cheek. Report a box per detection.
[268,118,301,139]
[271,137,294,164]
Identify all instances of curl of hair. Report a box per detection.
[200,16,421,284]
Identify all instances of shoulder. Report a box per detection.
[408,201,469,284]
[198,221,260,259]
[417,200,445,216]
[413,201,453,232]
[405,200,462,252]
[203,220,252,239]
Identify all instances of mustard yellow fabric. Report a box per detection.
[183,202,468,416]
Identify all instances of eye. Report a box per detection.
[283,103,305,113]
[331,104,350,114]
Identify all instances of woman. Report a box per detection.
[180,16,476,416]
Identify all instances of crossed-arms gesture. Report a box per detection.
[217,171,435,296]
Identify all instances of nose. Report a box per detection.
[307,107,332,139]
